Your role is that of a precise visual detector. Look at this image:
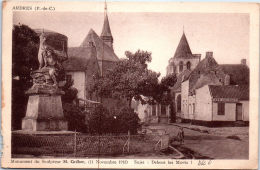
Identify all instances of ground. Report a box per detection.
[12,123,249,159]
[146,123,249,159]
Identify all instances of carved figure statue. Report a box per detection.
[44,48,58,85]
[38,32,48,69]
[31,30,68,88]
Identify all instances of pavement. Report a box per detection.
[147,123,249,159]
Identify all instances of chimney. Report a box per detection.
[206,51,213,58]
[241,59,247,65]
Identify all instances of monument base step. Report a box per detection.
[22,118,68,131]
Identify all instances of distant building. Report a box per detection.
[167,32,201,122]
[166,32,201,76]
[179,51,249,126]
[194,85,249,126]
[134,33,200,124]
[132,97,171,124]
[164,31,250,126]
[63,3,126,110]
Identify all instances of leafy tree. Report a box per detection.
[90,50,161,107]
[12,24,39,130]
[155,73,177,105]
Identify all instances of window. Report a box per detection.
[152,105,156,116]
[179,61,183,72]
[186,61,191,70]
[217,103,225,115]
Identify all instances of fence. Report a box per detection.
[11,132,169,158]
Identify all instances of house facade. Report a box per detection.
[193,85,249,126]
[178,51,249,126]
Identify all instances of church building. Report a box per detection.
[63,3,122,109]
[167,32,201,121]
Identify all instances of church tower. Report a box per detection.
[167,32,201,76]
[101,1,114,50]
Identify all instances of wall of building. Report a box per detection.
[173,58,200,75]
[195,85,212,121]
[67,71,86,99]
[212,103,236,121]
[188,95,196,120]
[181,80,189,119]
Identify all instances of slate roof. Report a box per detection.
[219,64,249,85]
[184,54,250,94]
[63,57,88,71]
[63,46,99,73]
[208,85,249,100]
[186,55,226,92]
[101,14,113,38]
[73,29,118,62]
[173,33,194,59]
[193,73,222,90]
[171,69,191,92]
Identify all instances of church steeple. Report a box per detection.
[101,0,114,49]
[173,32,192,59]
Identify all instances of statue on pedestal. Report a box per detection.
[22,30,69,131]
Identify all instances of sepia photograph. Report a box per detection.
[1,1,259,169]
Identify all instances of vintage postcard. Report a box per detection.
[1,1,259,169]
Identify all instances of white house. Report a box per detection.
[193,85,249,126]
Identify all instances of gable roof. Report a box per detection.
[63,46,99,72]
[208,85,249,100]
[219,64,249,85]
[173,33,193,59]
[75,29,118,62]
[171,69,191,92]
[192,73,222,91]
[63,57,88,71]
[186,55,226,92]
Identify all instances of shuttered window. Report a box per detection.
[217,103,225,115]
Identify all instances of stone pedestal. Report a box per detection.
[22,85,68,131]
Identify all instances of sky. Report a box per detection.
[13,11,249,77]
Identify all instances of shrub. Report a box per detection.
[114,107,140,134]
[85,105,140,135]
[63,103,87,132]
